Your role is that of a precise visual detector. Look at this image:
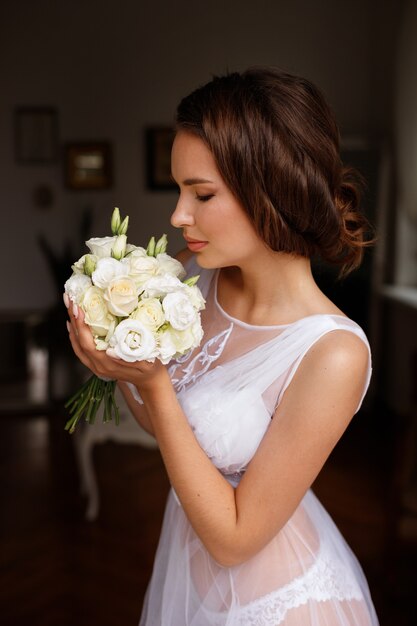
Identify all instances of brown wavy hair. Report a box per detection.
[176,67,376,278]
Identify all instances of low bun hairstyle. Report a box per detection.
[176,67,375,278]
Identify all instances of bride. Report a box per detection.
[65,67,380,625]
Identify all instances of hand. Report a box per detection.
[64,293,167,392]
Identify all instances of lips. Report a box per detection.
[184,236,207,244]
[184,236,208,251]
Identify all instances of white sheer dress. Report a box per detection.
[138,255,379,625]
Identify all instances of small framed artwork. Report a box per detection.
[145,127,176,190]
[64,142,112,190]
[14,107,59,163]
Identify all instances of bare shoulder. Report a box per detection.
[304,328,370,375]
[175,247,193,265]
[279,328,370,419]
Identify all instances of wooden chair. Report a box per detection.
[72,386,158,520]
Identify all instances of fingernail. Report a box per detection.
[63,293,70,308]
[72,303,79,318]
[66,321,71,333]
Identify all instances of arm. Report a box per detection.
[67,260,368,567]
[117,381,155,436]
[137,329,370,567]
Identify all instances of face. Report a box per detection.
[170,131,266,269]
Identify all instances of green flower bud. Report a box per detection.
[155,234,168,255]
[118,215,129,235]
[111,234,127,260]
[183,275,200,287]
[111,207,121,235]
[146,236,156,257]
[84,254,97,277]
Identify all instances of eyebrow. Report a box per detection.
[171,177,214,186]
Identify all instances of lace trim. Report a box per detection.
[236,543,363,625]
[124,323,233,405]
[168,323,233,393]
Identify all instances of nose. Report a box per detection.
[170,193,195,229]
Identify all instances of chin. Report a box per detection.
[193,255,216,269]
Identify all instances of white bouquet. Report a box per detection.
[64,207,205,433]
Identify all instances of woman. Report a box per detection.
[65,68,379,625]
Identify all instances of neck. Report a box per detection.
[218,250,326,325]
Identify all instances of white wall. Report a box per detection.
[0,0,400,311]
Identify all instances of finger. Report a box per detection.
[68,305,120,377]
[74,307,90,343]
[64,297,116,377]
[66,319,95,371]
[70,304,96,352]
[65,300,95,365]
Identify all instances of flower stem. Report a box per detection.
[64,375,120,433]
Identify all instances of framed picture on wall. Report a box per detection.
[145,127,176,190]
[64,142,112,190]
[14,107,59,163]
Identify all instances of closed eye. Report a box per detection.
[196,194,214,202]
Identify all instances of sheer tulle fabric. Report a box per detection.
[138,257,379,625]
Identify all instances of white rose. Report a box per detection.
[125,244,147,255]
[157,328,177,364]
[156,253,186,280]
[183,284,206,311]
[71,254,99,275]
[86,236,118,258]
[64,274,92,304]
[122,252,160,288]
[94,323,116,351]
[162,291,198,330]
[141,273,185,298]
[91,257,128,289]
[103,276,138,316]
[108,319,158,362]
[71,254,98,274]
[71,255,87,274]
[81,286,116,337]
[130,298,165,331]
[157,316,203,364]
[94,337,109,351]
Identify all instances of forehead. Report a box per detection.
[171,131,219,179]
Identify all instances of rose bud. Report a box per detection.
[84,254,97,277]
[119,215,129,235]
[111,207,121,234]
[111,234,127,260]
[146,236,156,257]
[155,234,168,255]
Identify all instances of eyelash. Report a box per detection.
[196,194,214,203]
[174,188,214,203]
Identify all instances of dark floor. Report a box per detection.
[0,400,416,626]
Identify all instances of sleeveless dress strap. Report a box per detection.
[181,256,372,415]
[190,314,372,417]
[274,317,372,415]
